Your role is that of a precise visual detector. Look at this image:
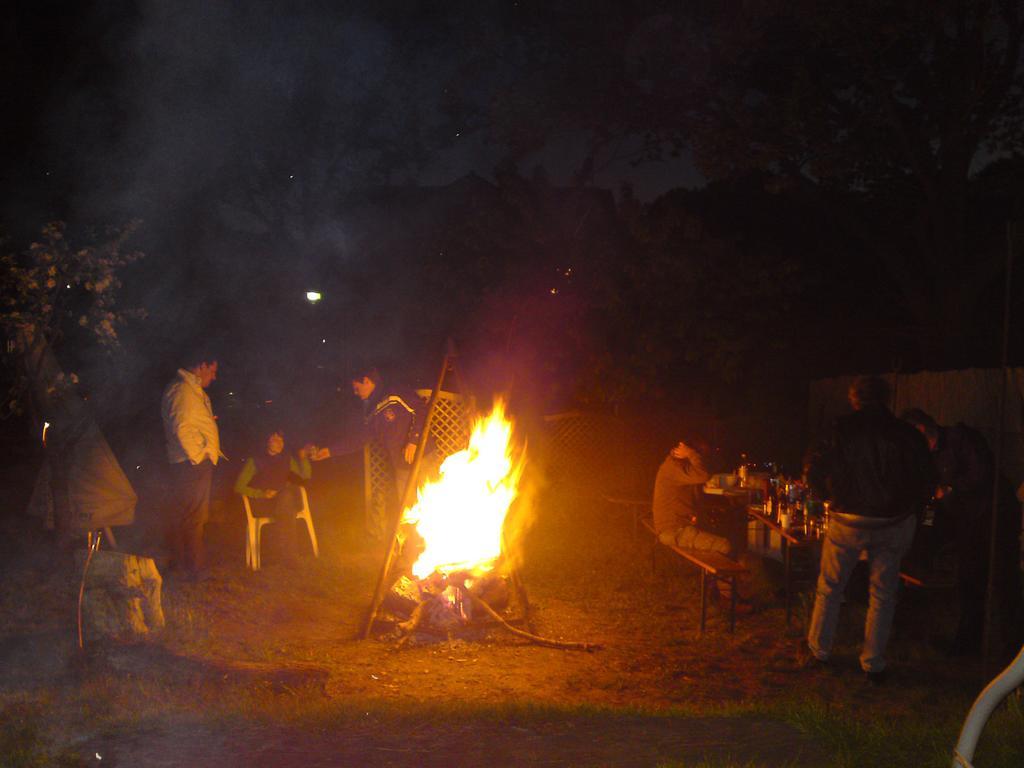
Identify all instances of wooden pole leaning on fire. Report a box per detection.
[360,340,457,639]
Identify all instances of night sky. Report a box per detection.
[3,1,1023,464]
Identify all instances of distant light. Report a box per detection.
[305,291,322,303]
[321,338,326,344]
[66,284,71,289]
[135,465,141,470]
[289,174,295,180]
[228,391,234,396]
[42,421,50,445]
[549,288,558,295]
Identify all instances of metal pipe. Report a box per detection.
[77,530,103,649]
[983,222,1015,667]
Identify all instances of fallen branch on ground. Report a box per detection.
[466,593,601,652]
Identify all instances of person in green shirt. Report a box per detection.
[234,429,313,562]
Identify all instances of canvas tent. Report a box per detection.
[808,368,1024,488]
[20,328,136,533]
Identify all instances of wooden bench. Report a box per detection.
[641,517,749,634]
[604,495,650,538]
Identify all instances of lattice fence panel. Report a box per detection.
[363,390,472,539]
[363,442,393,540]
[540,411,646,498]
[415,388,474,460]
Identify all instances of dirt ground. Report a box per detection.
[0,469,1014,767]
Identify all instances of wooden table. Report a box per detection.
[746,507,941,627]
[747,506,824,626]
[702,486,754,500]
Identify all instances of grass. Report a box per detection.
[2,486,1022,766]
[659,760,797,768]
[768,692,1024,768]
[3,673,1020,767]
[0,700,87,768]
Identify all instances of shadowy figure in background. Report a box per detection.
[804,376,934,683]
[652,434,751,609]
[311,366,435,539]
[160,352,222,579]
[900,408,1023,656]
[234,428,313,563]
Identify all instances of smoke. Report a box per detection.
[26,2,635,450]
[62,3,395,221]
[36,1,475,432]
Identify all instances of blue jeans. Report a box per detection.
[807,514,916,673]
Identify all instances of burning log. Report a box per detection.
[394,599,429,648]
[383,574,423,617]
[385,568,597,651]
[386,570,510,627]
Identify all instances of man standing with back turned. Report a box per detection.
[161,352,222,579]
[804,376,934,683]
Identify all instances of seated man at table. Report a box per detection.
[652,436,733,554]
[652,436,753,611]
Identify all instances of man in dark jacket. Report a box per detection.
[312,366,434,536]
[804,376,934,681]
[901,408,1022,655]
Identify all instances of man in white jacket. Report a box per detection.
[161,353,221,578]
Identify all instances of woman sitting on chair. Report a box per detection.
[234,428,313,563]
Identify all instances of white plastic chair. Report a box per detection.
[242,486,319,570]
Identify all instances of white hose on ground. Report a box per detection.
[952,643,1024,768]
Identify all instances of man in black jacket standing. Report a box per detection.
[804,376,934,682]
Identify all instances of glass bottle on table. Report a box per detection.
[777,493,790,529]
[764,476,777,519]
[791,482,805,529]
[802,493,819,538]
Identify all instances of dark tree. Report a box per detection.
[483,1,1024,368]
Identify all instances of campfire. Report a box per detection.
[404,399,523,580]
[375,397,598,651]
[384,400,527,641]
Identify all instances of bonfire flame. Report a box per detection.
[402,400,524,580]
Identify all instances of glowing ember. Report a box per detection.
[402,400,524,580]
